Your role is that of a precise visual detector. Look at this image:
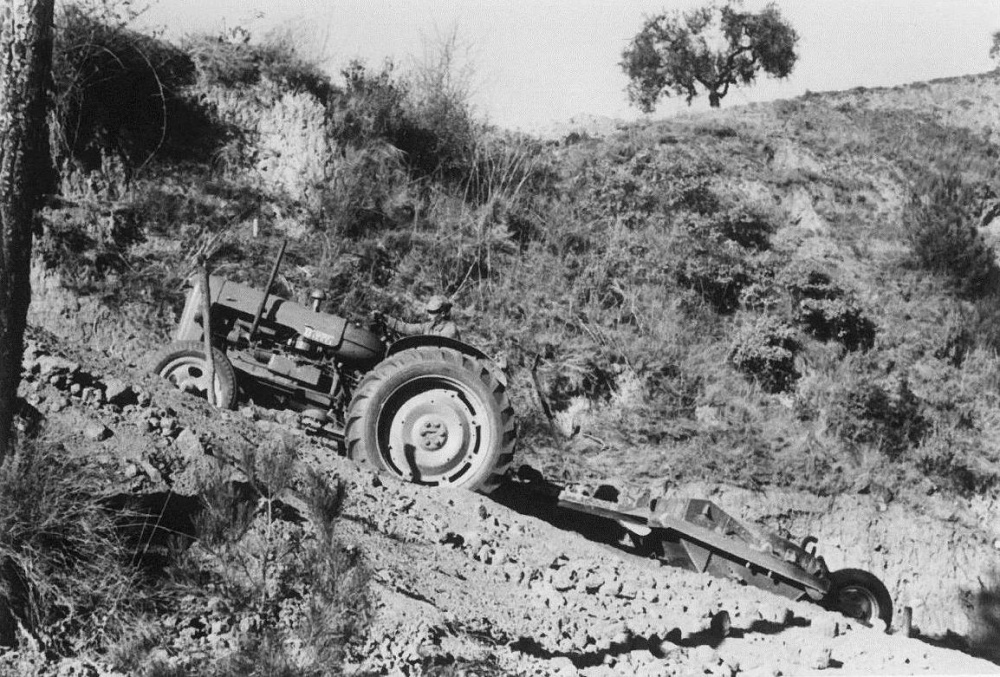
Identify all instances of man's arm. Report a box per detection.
[385,316,427,336]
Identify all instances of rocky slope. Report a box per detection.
[12,275,1000,676]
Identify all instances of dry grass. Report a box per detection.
[0,438,143,656]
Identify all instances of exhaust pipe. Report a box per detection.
[249,238,287,341]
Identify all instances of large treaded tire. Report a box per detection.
[824,568,894,629]
[150,340,238,410]
[345,346,516,493]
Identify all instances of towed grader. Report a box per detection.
[556,484,894,630]
[152,244,895,631]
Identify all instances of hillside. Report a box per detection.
[7,12,1000,675]
[5,328,997,676]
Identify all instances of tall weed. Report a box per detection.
[970,570,1000,663]
[0,439,140,655]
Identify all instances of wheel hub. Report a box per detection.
[839,587,875,621]
[381,385,482,481]
[161,357,222,403]
[417,418,449,451]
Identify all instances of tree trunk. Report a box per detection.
[0,0,54,461]
[709,90,721,108]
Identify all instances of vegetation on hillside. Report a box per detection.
[0,434,369,675]
[35,6,1000,500]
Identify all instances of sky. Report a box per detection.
[136,0,1000,132]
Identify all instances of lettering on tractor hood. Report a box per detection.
[302,325,339,348]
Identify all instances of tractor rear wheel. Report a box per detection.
[345,346,516,493]
[824,568,893,629]
[151,340,237,409]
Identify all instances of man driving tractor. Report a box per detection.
[377,295,461,340]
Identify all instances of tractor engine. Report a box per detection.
[173,275,385,418]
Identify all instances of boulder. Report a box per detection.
[103,378,136,406]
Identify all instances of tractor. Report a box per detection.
[150,247,516,494]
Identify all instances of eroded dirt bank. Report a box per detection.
[322,461,1000,676]
[665,482,1000,641]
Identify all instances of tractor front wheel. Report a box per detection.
[151,340,237,409]
[345,347,516,493]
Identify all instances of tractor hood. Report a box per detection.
[178,275,384,367]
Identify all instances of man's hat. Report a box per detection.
[426,295,451,314]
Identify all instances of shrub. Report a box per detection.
[329,60,410,147]
[673,239,756,313]
[328,57,481,187]
[677,203,777,250]
[140,439,370,675]
[319,140,410,236]
[54,5,220,175]
[184,28,335,101]
[914,428,996,495]
[570,148,673,231]
[728,315,800,393]
[37,200,146,292]
[827,375,927,460]
[405,30,479,185]
[666,201,779,314]
[904,172,999,299]
[674,202,776,249]
[664,168,720,215]
[669,229,780,314]
[783,268,876,351]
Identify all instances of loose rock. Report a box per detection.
[83,422,111,441]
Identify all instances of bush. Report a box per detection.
[905,173,999,299]
[404,30,479,185]
[329,60,411,148]
[728,315,800,393]
[569,149,720,232]
[667,201,779,314]
[677,203,777,251]
[783,268,876,351]
[137,439,370,675]
[328,58,479,187]
[54,5,221,175]
[827,375,927,460]
[914,428,996,494]
[184,28,335,101]
[37,199,146,292]
[673,239,757,313]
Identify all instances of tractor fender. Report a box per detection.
[387,336,507,386]
[387,335,489,361]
